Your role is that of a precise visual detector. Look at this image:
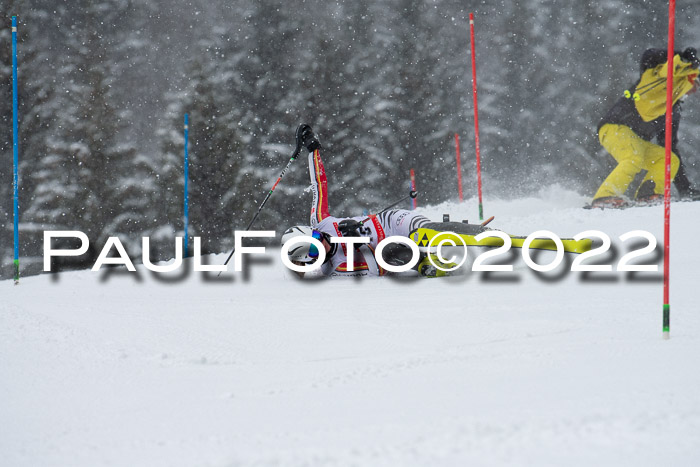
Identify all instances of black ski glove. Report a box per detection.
[338,219,363,237]
[295,123,322,152]
[681,47,699,68]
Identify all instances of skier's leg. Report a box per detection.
[308,149,330,226]
[593,124,647,199]
[380,211,487,239]
[673,157,694,198]
[378,210,430,237]
[635,141,679,198]
[421,222,485,236]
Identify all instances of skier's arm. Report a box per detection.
[308,149,330,226]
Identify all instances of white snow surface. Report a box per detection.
[3,185,700,467]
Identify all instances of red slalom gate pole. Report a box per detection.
[455,133,464,202]
[662,0,676,340]
[410,169,417,210]
[469,12,484,221]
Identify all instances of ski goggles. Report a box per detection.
[308,230,324,259]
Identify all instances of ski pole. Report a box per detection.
[219,133,304,274]
[480,215,495,227]
[662,0,676,340]
[469,12,485,221]
[184,114,189,257]
[12,16,20,284]
[359,191,418,225]
[377,190,418,214]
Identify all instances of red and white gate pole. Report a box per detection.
[410,169,417,210]
[662,0,676,339]
[469,13,484,221]
[455,133,464,202]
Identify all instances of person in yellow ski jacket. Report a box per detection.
[591,47,699,208]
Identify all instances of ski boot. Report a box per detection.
[416,253,458,278]
[635,193,664,206]
[588,196,629,209]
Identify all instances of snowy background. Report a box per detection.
[3,187,700,466]
[2,1,700,465]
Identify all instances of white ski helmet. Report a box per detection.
[281,225,323,264]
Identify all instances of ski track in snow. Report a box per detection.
[2,187,700,466]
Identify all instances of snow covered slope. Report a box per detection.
[2,186,700,467]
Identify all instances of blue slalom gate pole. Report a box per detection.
[12,16,19,283]
[184,114,189,257]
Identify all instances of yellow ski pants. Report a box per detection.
[594,124,679,199]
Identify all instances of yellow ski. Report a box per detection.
[411,228,592,254]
